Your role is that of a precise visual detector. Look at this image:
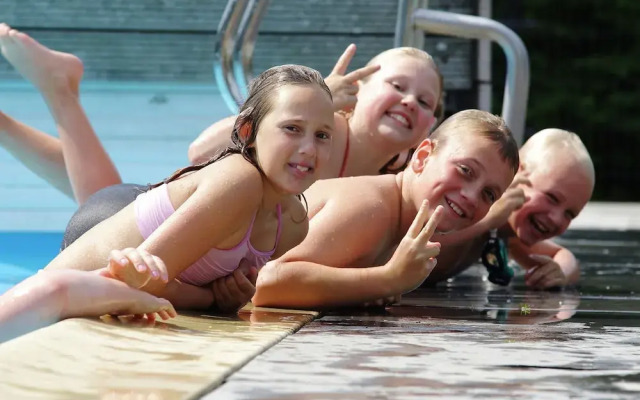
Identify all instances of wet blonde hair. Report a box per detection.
[428,109,520,175]
[520,128,595,184]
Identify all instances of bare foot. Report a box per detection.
[0,23,83,96]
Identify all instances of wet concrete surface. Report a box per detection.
[0,306,316,400]
[207,230,640,399]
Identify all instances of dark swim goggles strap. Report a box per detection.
[481,229,514,286]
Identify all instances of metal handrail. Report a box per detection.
[213,0,249,114]
[411,9,530,145]
[214,0,269,113]
[233,0,270,98]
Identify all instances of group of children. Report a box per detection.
[0,22,595,341]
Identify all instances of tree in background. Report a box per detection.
[493,0,640,201]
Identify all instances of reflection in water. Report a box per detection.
[208,230,640,399]
[390,286,581,325]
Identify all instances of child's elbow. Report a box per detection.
[252,260,281,307]
[188,140,208,165]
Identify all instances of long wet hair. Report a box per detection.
[149,64,332,190]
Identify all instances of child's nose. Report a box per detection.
[299,135,317,157]
[402,94,418,111]
[549,207,565,227]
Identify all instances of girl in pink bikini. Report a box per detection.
[0,58,338,339]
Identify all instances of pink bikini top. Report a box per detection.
[134,184,282,286]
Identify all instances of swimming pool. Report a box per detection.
[0,232,62,295]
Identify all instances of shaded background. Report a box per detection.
[491,0,640,201]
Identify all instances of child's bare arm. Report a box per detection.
[509,239,580,288]
[188,116,237,164]
[132,157,264,296]
[254,201,443,309]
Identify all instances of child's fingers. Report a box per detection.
[407,200,430,238]
[157,310,170,320]
[529,254,553,265]
[123,248,146,273]
[525,265,550,287]
[108,249,128,268]
[425,258,438,274]
[223,272,243,299]
[153,256,169,283]
[138,250,161,280]
[330,43,356,75]
[344,64,381,82]
[213,278,234,312]
[343,84,359,96]
[417,205,444,242]
[511,174,532,188]
[233,268,257,297]
[165,304,178,318]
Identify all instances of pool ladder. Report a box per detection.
[213,0,530,145]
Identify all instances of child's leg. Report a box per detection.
[0,269,176,343]
[0,111,74,198]
[0,24,121,205]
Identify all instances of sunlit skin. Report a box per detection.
[350,55,441,156]
[254,85,335,196]
[430,145,594,289]
[507,157,593,246]
[409,135,515,234]
[252,120,517,309]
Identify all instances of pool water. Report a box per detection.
[0,232,63,294]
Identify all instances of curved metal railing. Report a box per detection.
[213,0,269,113]
[397,6,530,145]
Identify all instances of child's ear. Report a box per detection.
[411,138,434,173]
[239,122,252,140]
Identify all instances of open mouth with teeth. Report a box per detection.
[446,198,466,218]
[386,112,412,129]
[288,163,314,175]
[529,215,551,235]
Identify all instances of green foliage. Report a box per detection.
[493,0,640,200]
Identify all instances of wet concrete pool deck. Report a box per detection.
[207,208,640,399]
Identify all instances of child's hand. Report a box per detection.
[325,44,380,113]
[525,254,569,289]
[485,173,531,229]
[107,248,169,289]
[210,259,259,313]
[384,200,444,294]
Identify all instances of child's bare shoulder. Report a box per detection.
[199,154,263,193]
[312,175,397,226]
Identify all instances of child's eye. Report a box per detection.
[390,82,403,91]
[546,192,558,204]
[418,98,433,109]
[458,165,472,176]
[284,125,300,133]
[484,189,497,204]
[316,131,331,141]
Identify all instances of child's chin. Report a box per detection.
[435,221,459,235]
